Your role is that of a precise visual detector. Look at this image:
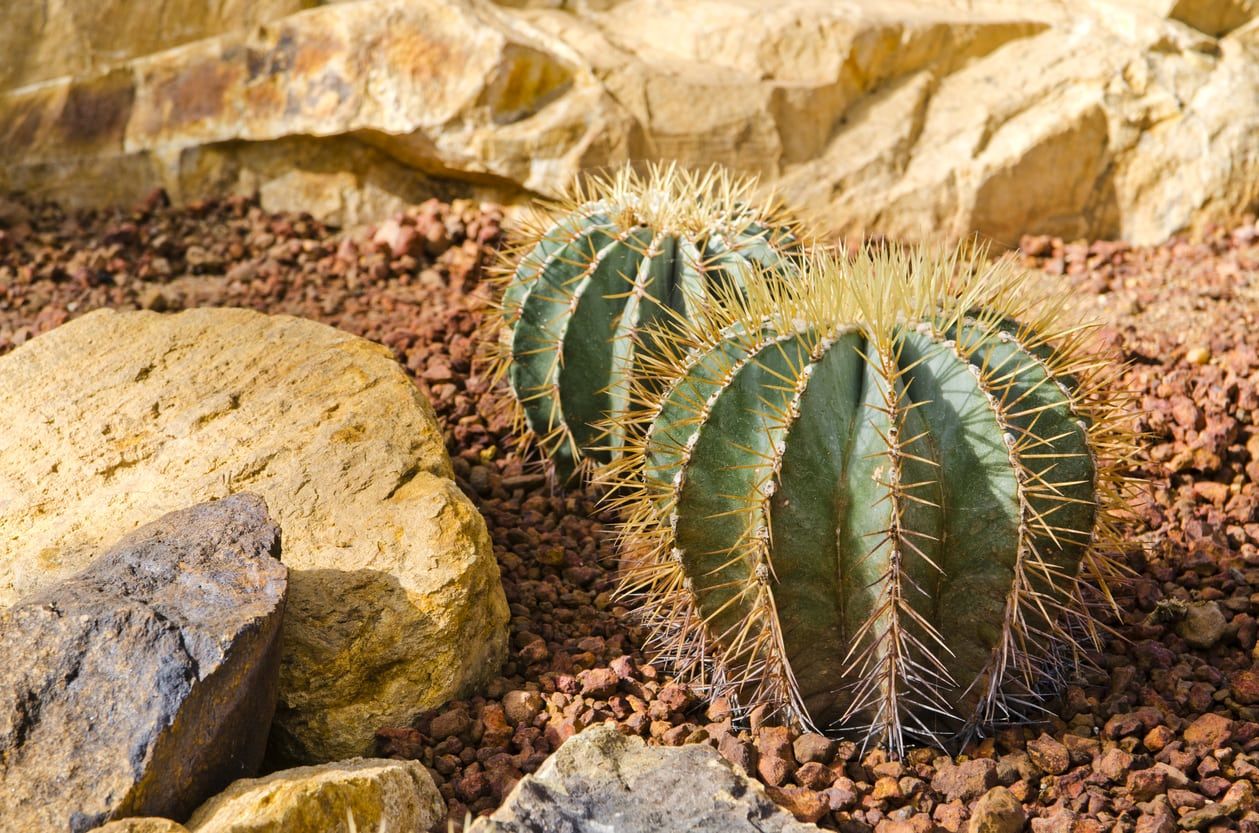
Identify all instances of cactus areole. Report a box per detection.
[494,163,799,481]
[609,247,1135,752]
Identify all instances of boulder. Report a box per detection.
[0,307,509,762]
[185,758,444,833]
[0,495,286,833]
[0,0,1257,244]
[469,725,819,833]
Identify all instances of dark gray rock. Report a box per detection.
[469,725,819,833]
[0,494,286,833]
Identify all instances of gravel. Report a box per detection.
[3,191,1259,833]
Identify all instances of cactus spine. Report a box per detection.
[608,246,1136,752]
[492,163,799,481]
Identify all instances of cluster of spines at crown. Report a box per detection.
[484,161,1139,756]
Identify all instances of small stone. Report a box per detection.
[795,761,835,790]
[1233,670,1259,705]
[1177,601,1228,648]
[872,776,904,801]
[480,704,513,748]
[1133,796,1175,833]
[823,778,859,811]
[765,785,829,823]
[934,800,968,832]
[967,786,1025,833]
[502,690,543,727]
[609,655,636,680]
[932,758,999,802]
[1143,725,1176,752]
[1095,747,1134,781]
[1031,806,1077,833]
[1224,780,1256,812]
[577,667,619,698]
[1027,734,1070,775]
[430,707,471,740]
[656,682,695,713]
[1126,767,1167,801]
[793,732,838,765]
[755,726,797,787]
[1168,788,1206,811]
[1178,803,1228,830]
[718,734,758,775]
[1185,713,1235,749]
[1186,346,1212,365]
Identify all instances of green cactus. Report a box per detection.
[610,246,1136,751]
[491,163,800,482]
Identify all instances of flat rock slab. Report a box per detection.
[0,307,509,762]
[185,758,444,833]
[470,725,820,833]
[0,494,286,833]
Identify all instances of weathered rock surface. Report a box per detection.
[185,758,444,833]
[469,725,820,832]
[90,820,192,833]
[0,495,286,833]
[0,307,509,763]
[1,0,1256,243]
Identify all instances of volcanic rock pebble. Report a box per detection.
[0,495,285,833]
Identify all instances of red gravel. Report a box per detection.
[3,191,1259,833]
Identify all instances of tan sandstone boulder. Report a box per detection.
[185,759,443,833]
[0,0,1256,243]
[0,308,509,763]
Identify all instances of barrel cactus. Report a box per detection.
[609,246,1136,752]
[490,163,801,482]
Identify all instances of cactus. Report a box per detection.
[607,246,1137,752]
[490,163,800,482]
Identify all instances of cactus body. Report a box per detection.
[613,248,1134,751]
[494,164,799,481]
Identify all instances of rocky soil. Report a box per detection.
[2,192,1259,833]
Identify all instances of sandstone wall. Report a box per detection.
[1,0,1256,243]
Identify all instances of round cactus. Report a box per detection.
[608,246,1137,752]
[490,163,801,482]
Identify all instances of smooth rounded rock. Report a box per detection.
[185,758,444,833]
[0,495,286,833]
[0,307,509,762]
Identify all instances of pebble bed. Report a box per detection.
[2,192,1259,833]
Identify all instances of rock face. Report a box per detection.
[185,758,444,833]
[0,308,509,763]
[90,820,191,833]
[1,0,1257,243]
[0,495,286,833]
[469,725,820,833]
